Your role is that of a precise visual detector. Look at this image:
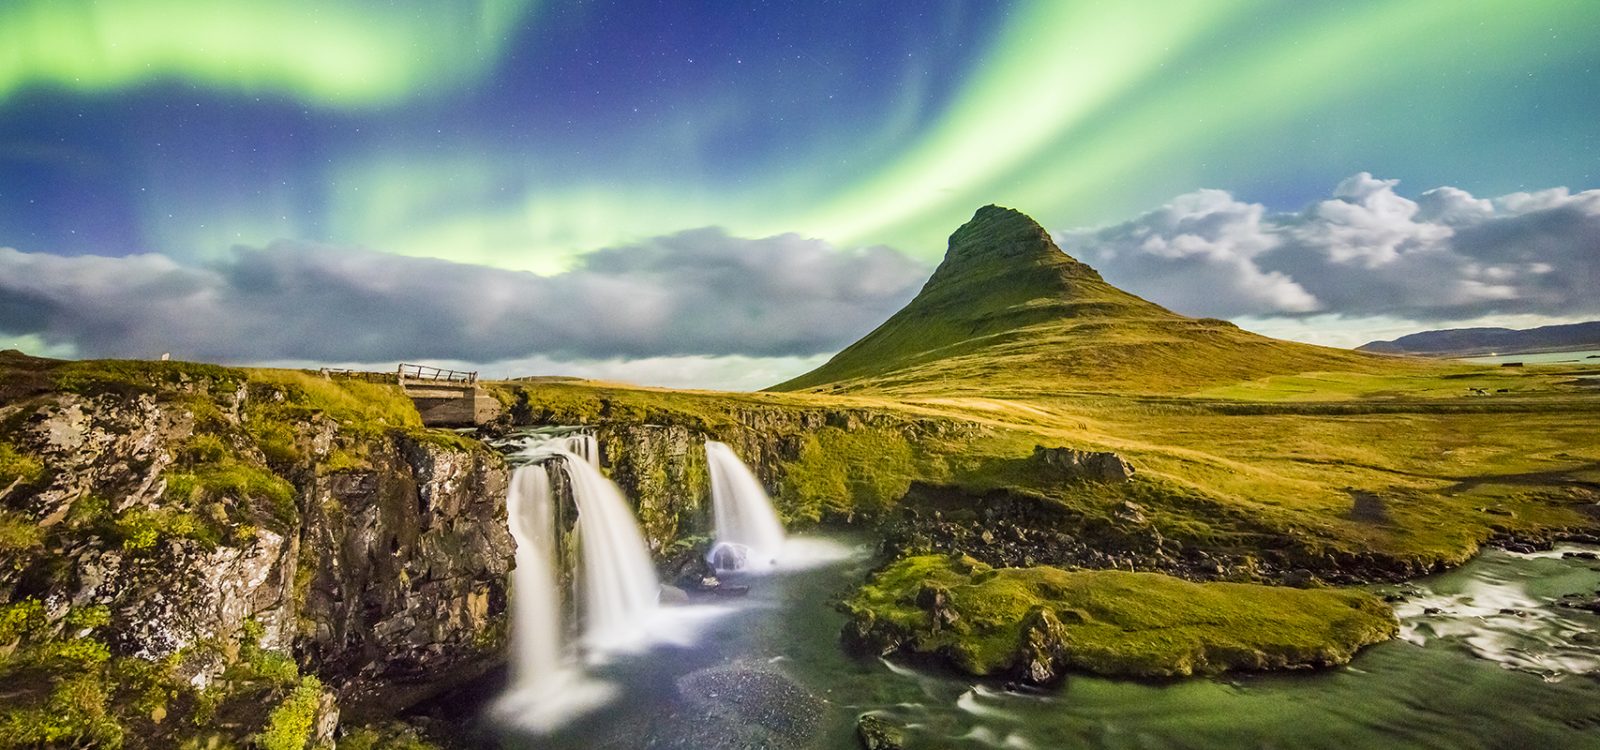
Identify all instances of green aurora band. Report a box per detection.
[0,0,536,107]
[4,0,1596,271]
[326,0,1600,270]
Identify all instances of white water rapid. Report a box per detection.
[705,441,787,571]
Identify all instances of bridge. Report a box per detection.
[323,363,502,427]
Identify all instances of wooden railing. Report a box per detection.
[396,363,478,385]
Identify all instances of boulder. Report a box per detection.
[856,713,906,750]
[1016,607,1070,685]
[1033,446,1135,482]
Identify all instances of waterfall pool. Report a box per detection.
[469,533,1600,749]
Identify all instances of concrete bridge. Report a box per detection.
[325,363,502,427]
[397,364,502,427]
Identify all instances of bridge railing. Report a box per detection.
[397,363,478,385]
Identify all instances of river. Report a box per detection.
[478,535,1600,749]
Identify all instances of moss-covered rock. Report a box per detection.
[0,356,515,746]
[843,555,1397,681]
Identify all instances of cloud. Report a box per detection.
[1055,173,1600,322]
[0,228,929,366]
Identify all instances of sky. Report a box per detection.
[1,0,1597,389]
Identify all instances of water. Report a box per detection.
[548,447,663,651]
[1459,348,1600,365]
[485,535,1600,749]
[503,465,561,692]
[705,441,787,571]
[493,464,616,731]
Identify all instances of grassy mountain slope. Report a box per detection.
[773,205,1422,396]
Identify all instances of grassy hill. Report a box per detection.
[772,205,1423,396]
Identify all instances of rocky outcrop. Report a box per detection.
[0,359,513,747]
[500,382,988,547]
[1032,445,1135,482]
[297,436,512,717]
[597,423,709,554]
[841,555,1398,682]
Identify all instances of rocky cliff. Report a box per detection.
[493,380,987,538]
[0,353,512,748]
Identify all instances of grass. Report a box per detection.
[772,206,1417,397]
[845,555,1397,678]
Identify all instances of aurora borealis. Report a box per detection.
[2,0,1598,388]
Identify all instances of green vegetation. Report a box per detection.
[772,206,1411,397]
[0,443,43,488]
[846,555,1397,678]
[254,676,324,750]
[339,722,443,750]
[0,511,42,558]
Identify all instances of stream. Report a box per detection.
[471,534,1600,749]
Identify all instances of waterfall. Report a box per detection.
[560,433,598,466]
[547,449,661,649]
[504,464,564,694]
[705,441,786,571]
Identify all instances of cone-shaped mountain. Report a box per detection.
[772,205,1401,395]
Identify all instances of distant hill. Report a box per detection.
[1358,321,1600,357]
[770,205,1408,396]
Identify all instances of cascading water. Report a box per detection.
[705,441,787,571]
[560,433,598,466]
[503,464,563,694]
[546,448,661,650]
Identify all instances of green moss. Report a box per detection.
[0,672,125,748]
[110,507,207,552]
[401,426,481,453]
[52,358,243,398]
[0,512,42,558]
[846,555,1398,678]
[253,676,323,750]
[339,722,442,750]
[192,462,297,524]
[0,443,43,488]
[0,599,45,645]
[64,605,111,632]
[318,447,370,474]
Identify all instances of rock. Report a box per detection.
[1424,607,1445,615]
[1032,445,1135,482]
[856,714,906,750]
[710,542,750,571]
[916,584,960,631]
[1016,607,1069,685]
[659,584,691,605]
[1111,500,1148,526]
[1282,569,1320,588]
[1563,551,1600,561]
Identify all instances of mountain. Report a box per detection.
[771,205,1402,395]
[1358,321,1600,357]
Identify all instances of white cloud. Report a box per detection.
[1055,173,1600,323]
[0,228,929,370]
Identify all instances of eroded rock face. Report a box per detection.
[298,434,513,715]
[0,371,515,740]
[598,423,708,554]
[1033,445,1135,482]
